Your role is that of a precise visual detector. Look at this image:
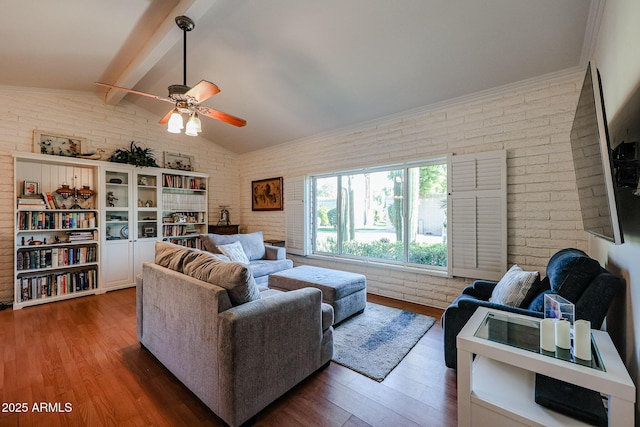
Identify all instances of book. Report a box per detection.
[45,192,58,209]
[51,249,58,268]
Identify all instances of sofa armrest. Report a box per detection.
[462,280,498,299]
[264,244,286,260]
[217,287,325,426]
[456,298,544,318]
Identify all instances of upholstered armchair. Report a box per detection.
[442,248,622,369]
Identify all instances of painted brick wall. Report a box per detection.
[237,73,589,309]
[0,72,589,309]
[0,86,240,303]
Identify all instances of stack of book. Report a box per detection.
[17,195,47,210]
[67,231,96,242]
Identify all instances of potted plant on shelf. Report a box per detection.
[108,141,159,167]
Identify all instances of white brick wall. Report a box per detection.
[237,73,590,309]
[0,86,240,303]
[0,73,590,310]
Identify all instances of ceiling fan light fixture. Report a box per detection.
[168,109,184,133]
[188,112,202,132]
[185,116,199,136]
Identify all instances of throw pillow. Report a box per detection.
[154,241,199,273]
[182,251,260,306]
[217,241,250,264]
[199,233,237,254]
[489,265,540,307]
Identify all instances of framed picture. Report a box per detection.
[252,177,283,211]
[34,130,84,157]
[23,180,39,196]
[163,152,194,171]
[144,226,156,238]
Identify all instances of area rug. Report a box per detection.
[332,302,436,382]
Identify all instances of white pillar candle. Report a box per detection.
[574,319,592,360]
[539,318,556,352]
[555,320,571,349]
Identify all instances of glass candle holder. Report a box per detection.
[544,294,575,326]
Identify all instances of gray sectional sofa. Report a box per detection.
[199,231,293,286]
[137,241,333,426]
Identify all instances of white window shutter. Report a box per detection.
[284,176,310,255]
[449,150,506,281]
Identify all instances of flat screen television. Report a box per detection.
[570,61,624,244]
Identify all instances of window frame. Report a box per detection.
[310,157,449,272]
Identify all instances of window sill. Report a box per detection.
[291,253,451,278]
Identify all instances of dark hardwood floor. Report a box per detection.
[0,289,457,426]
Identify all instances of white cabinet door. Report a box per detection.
[103,240,134,288]
[102,166,134,289]
[133,239,156,277]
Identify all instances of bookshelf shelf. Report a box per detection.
[13,153,100,309]
[161,172,208,249]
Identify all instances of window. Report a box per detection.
[289,149,506,279]
[312,160,448,269]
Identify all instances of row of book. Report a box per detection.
[17,211,96,231]
[17,245,98,271]
[163,224,198,237]
[19,269,98,302]
[165,236,202,249]
[163,174,204,190]
[161,193,207,212]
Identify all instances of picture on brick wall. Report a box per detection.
[252,177,283,211]
[33,130,84,157]
[163,151,194,171]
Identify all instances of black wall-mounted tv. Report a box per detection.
[570,61,624,244]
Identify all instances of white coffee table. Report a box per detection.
[457,307,635,427]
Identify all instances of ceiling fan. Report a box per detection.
[96,16,246,136]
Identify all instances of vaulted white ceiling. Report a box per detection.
[0,0,601,153]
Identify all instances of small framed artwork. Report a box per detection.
[34,130,84,157]
[163,152,194,171]
[252,177,283,211]
[23,181,39,196]
[144,226,156,238]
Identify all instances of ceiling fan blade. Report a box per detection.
[185,80,220,103]
[158,109,175,125]
[197,106,247,127]
[95,82,174,104]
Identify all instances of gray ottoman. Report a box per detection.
[269,265,367,324]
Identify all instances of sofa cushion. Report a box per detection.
[154,240,199,273]
[488,264,540,307]
[218,241,250,264]
[546,248,603,303]
[182,250,260,306]
[200,232,266,261]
